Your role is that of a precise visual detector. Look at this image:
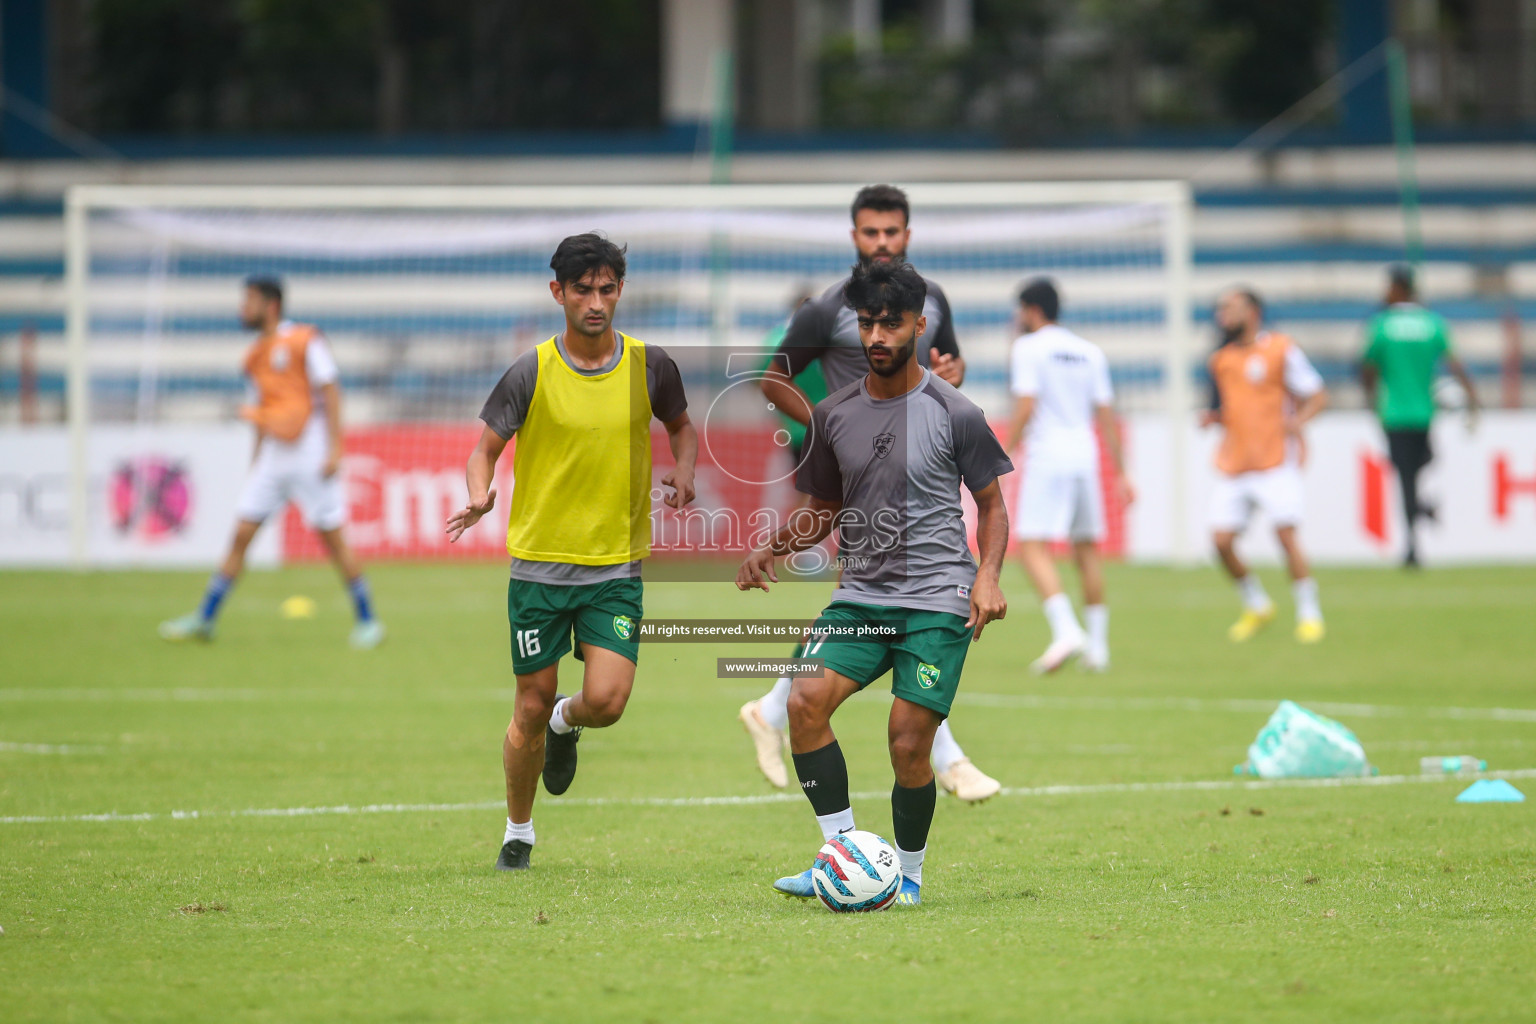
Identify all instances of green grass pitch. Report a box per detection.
[2,563,1534,1022]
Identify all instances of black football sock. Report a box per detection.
[891,779,937,854]
[792,740,854,839]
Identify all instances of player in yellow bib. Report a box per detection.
[447,234,697,872]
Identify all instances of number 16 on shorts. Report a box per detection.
[516,629,542,659]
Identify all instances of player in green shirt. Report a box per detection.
[1360,264,1480,567]
[759,319,828,467]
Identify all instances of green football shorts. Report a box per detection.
[802,601,972,717]
[506,576,643,675]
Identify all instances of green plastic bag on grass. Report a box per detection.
[1236,700,1375,778]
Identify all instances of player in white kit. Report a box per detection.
[1003,279,1132,673]
[158,275,384,649]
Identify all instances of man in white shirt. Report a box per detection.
[1004,279,1133,673]
[159,275,384,649]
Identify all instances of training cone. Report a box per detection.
[1454,779,1525,803]
[280,595,317,620]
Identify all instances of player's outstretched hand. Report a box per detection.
[930,348,964,386]
[736,547,778,592]
[1114,472,1136,509]
[446,487,497,543]
[964,575,1007,640]
[662,467,696,509]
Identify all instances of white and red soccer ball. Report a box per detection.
[812,830,902,912]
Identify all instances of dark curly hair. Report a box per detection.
[843,258,927,317]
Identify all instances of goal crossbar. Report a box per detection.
[63,180,1195,567]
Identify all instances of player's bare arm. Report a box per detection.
[759,370,815,429]
[661,411,698,508]
[1285,389,1328,436]
[447,423,507,542]
[736,497,840,592]
[1094,403,1135,507]
[966,479,1009,639]
[1283,388,1326,468]
[320,380,344,478]
[1446,354,1481,427]
[1359,360,1380,409]
[1004,394,1035,455]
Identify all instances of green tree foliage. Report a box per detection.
[85,0,660,135]
[817,0,1333,140]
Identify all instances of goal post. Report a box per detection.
[63,180,1195,569]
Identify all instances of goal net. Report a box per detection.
[63,183,1193,569]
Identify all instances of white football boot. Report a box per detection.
[1030,632,1086,674]
[936,758,1002,803]
[739,700,789,788]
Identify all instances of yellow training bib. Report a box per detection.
[506,335,653,563]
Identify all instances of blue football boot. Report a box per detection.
[772,867,816,899]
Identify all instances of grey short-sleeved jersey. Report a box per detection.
[477,334,688,585]
[479,334,687,441]
[778,274,960,392]
[796,368,1013,616]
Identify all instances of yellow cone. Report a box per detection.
[280,595,317,620]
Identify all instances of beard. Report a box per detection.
[1220,322,1245,343]
[864,328,917,377]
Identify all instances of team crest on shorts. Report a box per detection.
[916,662,940,689]
[873,431,896,459]
[612,615,635,640]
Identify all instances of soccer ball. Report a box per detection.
[812,830,902,912]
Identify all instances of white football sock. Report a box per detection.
[896,844,926,886]
[929,720,965,773]
[759,676,792,731]
[1085,604,1109,653]
[503,817,535,846]
[815,808,855,842]
[1293,577,1321,621]
[548,696,574,735]
[1238,574,1273,613]
[1042,593,1082,642]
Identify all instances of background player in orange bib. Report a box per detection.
[1202,288,1328,644]
[158,275,383,649]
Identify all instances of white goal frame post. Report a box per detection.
[63,180,1195,568]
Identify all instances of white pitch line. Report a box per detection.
[0,688,266,702]
[6,687,1536,724]
[5,769,1533,827]
[954,693,1536,723]
[0,741,108,755]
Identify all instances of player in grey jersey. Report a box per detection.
[737,184,1002,804]
[736,259,1012,905]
